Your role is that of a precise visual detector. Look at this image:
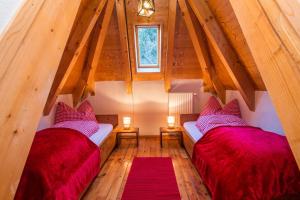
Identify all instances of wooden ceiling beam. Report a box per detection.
[178,0,226,102]
[43,0,108,115]
[228,0,300,167]
[187,0,256,110]
[116,0,132,94]
[0,0,81,197]
[73,0,115,106]
[165,0,177,92]
[258,0,300,64]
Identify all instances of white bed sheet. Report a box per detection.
[89,123,113,146]
[183,121,204,143]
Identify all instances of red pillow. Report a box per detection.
[200,96,222,116]
[77,100,94,113]
[218,99,242,118]
[54,101,97,124]
[77,100,97,122]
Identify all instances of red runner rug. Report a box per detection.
[121,157,181,200]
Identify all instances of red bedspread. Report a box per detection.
[15,128,100,200]
[192,126,300,200]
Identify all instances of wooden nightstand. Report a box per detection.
[160,127,183,148]
[114,127,139,147]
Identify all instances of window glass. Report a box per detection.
[135,25,161,72]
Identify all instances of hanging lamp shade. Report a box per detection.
[138,0,155,17]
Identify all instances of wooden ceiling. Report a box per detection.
[44,0,267,114]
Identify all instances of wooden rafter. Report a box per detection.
[116,0,132,94]
[43,0,108,115]
[178,0,226,102]
[73,0,115,106]
[165,0,177,92]
[0,0,81,197]
[229,0,300,167]
[187,0,256,110]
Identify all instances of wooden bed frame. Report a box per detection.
[95,115,118,167]
[80,115,118,198]
[180,114,199,158]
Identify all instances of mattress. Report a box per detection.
[89,123,113,146]
[183,121,203,143]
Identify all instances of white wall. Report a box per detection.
[88,80,209,135]
[0,0,24,36]
[88,80,284,136]
[226,90,284,135]
[88,81,169,135]
[37,94,73,131]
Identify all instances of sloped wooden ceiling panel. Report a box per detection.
[62,42,90,94]
[96,7,124,81]
[228,0,300,167]
[208,0,266,90]
[172,5,202,79]
[57,0,265,108]
[61,2,108,94]
[187,4,235,90]
[208,41,236,90]
[44,0,108,113]
[73,0,115,105]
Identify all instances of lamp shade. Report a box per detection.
[123,117,131,129]
[167,116,175,128]
[138,0,155,17]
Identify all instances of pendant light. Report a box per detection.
[138,0,155,17]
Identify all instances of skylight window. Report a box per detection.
[135,25,161,72]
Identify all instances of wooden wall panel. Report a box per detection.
[208,0,266,90]
[0,0,81,198]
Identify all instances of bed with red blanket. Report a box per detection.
[15,128,100,200]
[192,126,300,199]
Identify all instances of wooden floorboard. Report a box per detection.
[83,137,211,200]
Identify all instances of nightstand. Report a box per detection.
[115,127,139,147]
[160,127,183,148]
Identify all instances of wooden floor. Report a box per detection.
[83,137,211,200]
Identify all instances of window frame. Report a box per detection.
[134,24,162,72]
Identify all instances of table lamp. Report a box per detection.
[123,117,131,129]
[167,116,175,129]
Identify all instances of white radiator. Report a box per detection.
[168,93,193,115]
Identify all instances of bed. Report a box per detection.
[180,113,300,199]
[15,114,118,199]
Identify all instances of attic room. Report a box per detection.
[0,0,300,199]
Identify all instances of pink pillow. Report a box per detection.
[77,100,97,122]
[218,99,241,118]
[54,101,97,124]
[196,114,248,134]
[53,120,99,137]
[200,96,222,116]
